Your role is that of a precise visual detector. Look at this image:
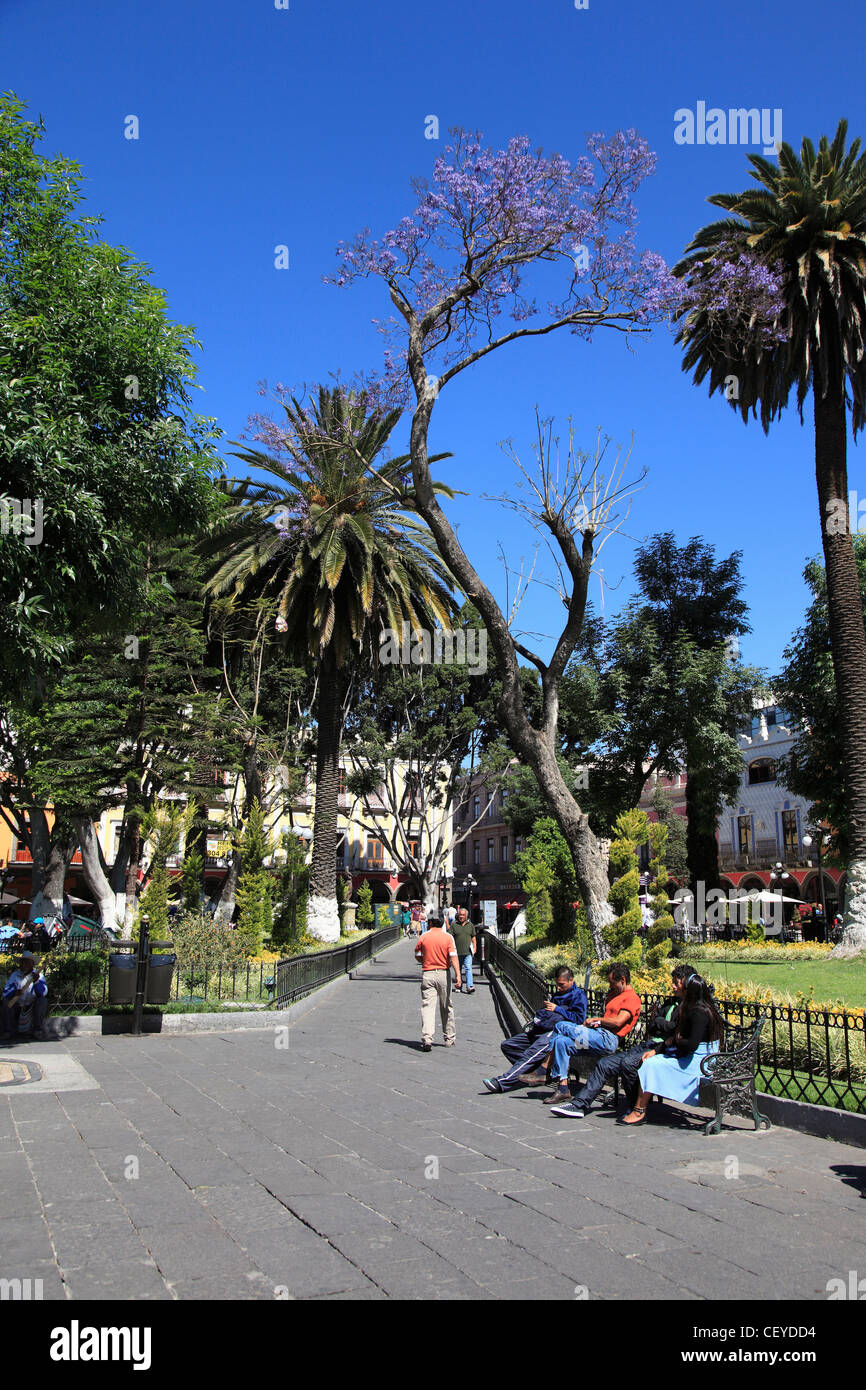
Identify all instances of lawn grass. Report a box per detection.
[694,956,866,1008]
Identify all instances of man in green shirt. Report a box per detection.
[450,907,476,994]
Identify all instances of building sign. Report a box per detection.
[482,899,498,927]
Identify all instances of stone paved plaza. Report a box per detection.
[1,939,864,1301]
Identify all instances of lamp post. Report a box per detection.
[802,831,829,942]
[769,861,791,940]
[461,875,477,911]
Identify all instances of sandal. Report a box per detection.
[622,1106,647,1125]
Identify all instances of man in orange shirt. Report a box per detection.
[414,914,461,1051]
[543,962,642,1106]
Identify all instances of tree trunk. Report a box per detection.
[213,849,240,925]
[29,813,75,923]
[406,390,613,959]
[307,655,348,942]
[814,384,866,954]
[74,816,120,930]
[685,762,720,898]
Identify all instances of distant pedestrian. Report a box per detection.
[414,914,460,1050]
[400,905,412,937]
[451,906,476,994]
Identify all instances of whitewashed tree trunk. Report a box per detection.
[831,859,866,957]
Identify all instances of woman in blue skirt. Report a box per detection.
[622,975,724,1125]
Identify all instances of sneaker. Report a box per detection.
[543,1086,572,1105]
[482,1077,502,1093]
[467,987,475,993]
[421,1042,432,1051]
[549,1101,587,1118]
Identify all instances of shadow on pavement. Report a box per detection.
[831,1164,866,1197]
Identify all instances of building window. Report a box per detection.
[406,838,420,860]
[487,838,495,863]
[782,809,799,859]
[336,833,347,867]
[337,767,347,796]
[738,816,753,857]
[514,835,522,857]
[459,840,467,867]
[473,841,480,866]
[748,758,776,785]
[366,837,383,866]
[473,795,480,820]
[501,836,509,863]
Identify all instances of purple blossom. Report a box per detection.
[679,240,788,350]
[326,126,682,402]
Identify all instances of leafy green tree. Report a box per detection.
[137,804,190,939]
[355,879,374,927]
[0,94,220,689]
[513,817,578,944]
[203,385,458,941]
[675,121,866,948]
[775,539,866,866]
[234,800,275,957]
[271,832,310,949]
[522,858,554,939]
[603,808,647,974]
[650,784,688,882]
[645,819,674,972]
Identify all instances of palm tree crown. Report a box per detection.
[675,120,866,432]
[205,385,457,663]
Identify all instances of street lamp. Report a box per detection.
[802,830,829,941]
[461,875,477,910]
[769,861,792,940]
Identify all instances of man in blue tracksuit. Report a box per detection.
[483,967,587,1092]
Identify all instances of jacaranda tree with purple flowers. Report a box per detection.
[332,127,682,957]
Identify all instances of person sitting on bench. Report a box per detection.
[483,967,586,1092]
[622,974,724,1125]
[543,962,641,1106]
[549,964,697,1118]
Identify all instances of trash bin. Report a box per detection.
[108,951,176,1005]
[145,953,176,1005]
[108,953,137,1005]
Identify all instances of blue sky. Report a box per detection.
[3,0,864,675]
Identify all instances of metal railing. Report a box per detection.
[272,924,401,1006]
[483,933,866,1115]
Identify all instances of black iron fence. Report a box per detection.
[2,924,403,1011]
[483,932,866,1115]
[272,924,401,1006]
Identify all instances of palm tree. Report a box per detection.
[674,121,866,952]
[203,385,459,941]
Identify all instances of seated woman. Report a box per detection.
[622,975,724,1125]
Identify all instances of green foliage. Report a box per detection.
[356,879,374,927]
[167,911,248,994]
[775,538,866,864]
[181,851,204,914]
[234,801,275,957]
[523,857,554,938]
[513,817,578,944]
[136,803,190,939]
[271,832,309,948]
[602,808,650,969]
[0,94,220,689]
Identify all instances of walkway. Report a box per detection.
[1,939,864,1300]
